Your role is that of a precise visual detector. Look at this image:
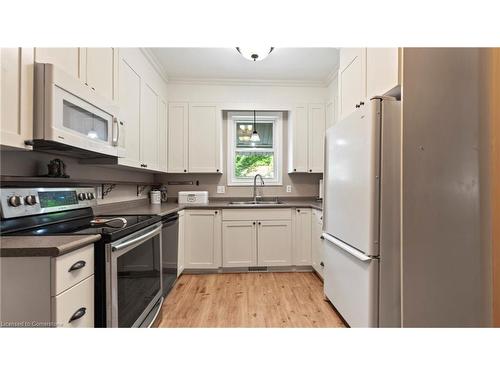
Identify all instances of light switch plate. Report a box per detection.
[286,185,292,193]
[217,185,226,194]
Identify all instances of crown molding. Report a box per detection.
[140,48,169,83]
[324,65,339,86]
[166,77,328,88]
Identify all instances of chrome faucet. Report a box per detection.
[253,174,265,202]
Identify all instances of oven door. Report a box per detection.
[107,223,163,327]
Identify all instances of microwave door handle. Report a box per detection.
[112,117,120,146]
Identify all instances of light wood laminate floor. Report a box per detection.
[157,272,345,328]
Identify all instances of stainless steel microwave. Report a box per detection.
[32,63,125,158]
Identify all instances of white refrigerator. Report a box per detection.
[323,97,401,327]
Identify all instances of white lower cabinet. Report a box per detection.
[0,244,95,327]
[311,209,324,278]
[222,209,293,267]
[184,210,222,269]
[52,275,94,328]
[257,220,292,266]
[293,208,312,266]
[222,221,257,267]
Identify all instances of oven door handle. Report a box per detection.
[112,224,162,253]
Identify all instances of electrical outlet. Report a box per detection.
[217,185,226,194]
[96,186,102,199]
[286,185,292,193]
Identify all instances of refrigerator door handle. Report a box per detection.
[322,233,372,262]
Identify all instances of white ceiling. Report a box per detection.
[150,48,339,84]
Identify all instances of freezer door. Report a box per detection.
[324,100,381,256]
[323,233,379,327]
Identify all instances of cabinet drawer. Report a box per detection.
[222,208,292,221]
[52,275,94,328]
[52,244,94,296]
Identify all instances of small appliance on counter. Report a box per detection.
[150,190,161,205]
[178,191,209,205]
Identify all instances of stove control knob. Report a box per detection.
[78,193,87,201]
[24,195,37,205]
[86,192,95,200]
[8,195,22,207]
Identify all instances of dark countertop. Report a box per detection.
[97,198,323,217]
[0,234,102,258]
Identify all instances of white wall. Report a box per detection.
[166,82,327,107]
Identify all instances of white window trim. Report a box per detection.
[227,111,283,186]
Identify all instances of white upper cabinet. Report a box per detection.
[339,48,366,120]
[85,48,118,102]
[117,57,141,168]
[168,103,188,173]
[34,48,82,79]
[308,104,326,173]
[167,102,222,174]
[0,48,34,150]
[115,48,168,173]
[188,103,221,173]
[158,98,168,173]
[35,48,117,102]
[288,104,326,174]
[289,105,309,173]
[339,48,400,121]
[366,48,400,99]
[140,82,160,171]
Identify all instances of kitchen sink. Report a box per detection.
[228,200,284,206]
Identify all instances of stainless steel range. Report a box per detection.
[0,187,163,328]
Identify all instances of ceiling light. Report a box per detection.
[236,47,274,61]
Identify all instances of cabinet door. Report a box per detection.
[308,104,326,173]
[85,48,117,101]
[222,221,257,267]
[178,210,185,276]
[140,82,159,170]
[293,209,312,265]
[185,210,222,269]
[118,57,141,168]
[311,209,324,277]
[366,48,400,99]
[35,48,82,79]
[0,48,33,149]
[158,98,168,172]
[288,105,308,173]
[168,103,188,173]
[188,103,221,173]
[339,48,366,120]
[257,220,292,266]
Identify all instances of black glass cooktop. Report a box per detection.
[1,208,161,242]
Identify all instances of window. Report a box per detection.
[227,112,283,185]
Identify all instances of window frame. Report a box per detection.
[227,111,283,186]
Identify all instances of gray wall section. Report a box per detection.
[401,48,491,327]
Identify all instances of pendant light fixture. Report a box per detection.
[236,47,274,61]
[250,110,260,142]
